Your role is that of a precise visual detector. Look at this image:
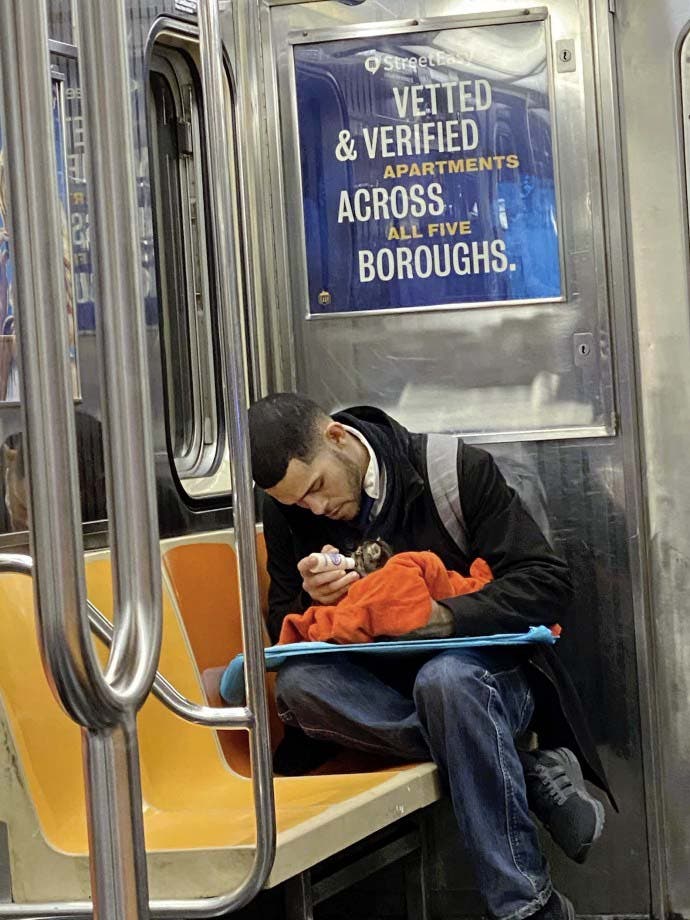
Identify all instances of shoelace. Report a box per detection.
[533,762,573,806]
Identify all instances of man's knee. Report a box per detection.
[413,653,486,706]
[275,657,347,709]
[276,660,314,705]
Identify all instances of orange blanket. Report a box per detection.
[278,551,493,645]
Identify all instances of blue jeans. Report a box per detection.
[276,649,551,920]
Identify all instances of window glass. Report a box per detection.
[148,42,230,499]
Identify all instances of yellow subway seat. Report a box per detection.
[0,574,86,853]
[0,556,417,859]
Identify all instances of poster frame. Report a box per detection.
[285,6,568,320]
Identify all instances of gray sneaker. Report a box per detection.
[522,747,605,864]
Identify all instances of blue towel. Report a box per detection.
[219,626,558,705]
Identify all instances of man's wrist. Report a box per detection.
[428,599,454,635]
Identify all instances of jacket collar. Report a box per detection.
[333,406,425,524]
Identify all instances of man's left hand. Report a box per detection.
[398,599,454,640]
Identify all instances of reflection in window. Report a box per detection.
[47,0,74,45]
[0,412,106,534]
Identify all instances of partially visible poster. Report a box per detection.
[294,19,563,316]
[51,76,80,397]
[64,61,156,335]
[0,76,80,403]
[63,75,96,335]
[0,115,17,401]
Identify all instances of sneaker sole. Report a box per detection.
[553,747,606,863]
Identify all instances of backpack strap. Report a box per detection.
[426,434,553,555]
[426,433,469,557]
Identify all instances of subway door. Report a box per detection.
[260,0,654,917]
[615,2,690,918]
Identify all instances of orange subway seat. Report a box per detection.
[163,538,285,775]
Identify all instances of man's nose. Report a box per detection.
[303,494,328,515]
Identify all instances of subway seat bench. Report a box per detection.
[0,530,441,907]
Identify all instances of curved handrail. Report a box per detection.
[0,554,254,730]
[0,546,275,917]
[0,0,119,735]
[1,0,163,729]
[87,591,254,730]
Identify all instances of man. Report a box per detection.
[248,392,612,920]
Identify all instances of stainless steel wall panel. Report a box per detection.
[265,0,616,442]
[427,436,651,916]
[590,2,667,913]
[615,2,690,915]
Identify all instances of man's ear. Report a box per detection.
[324,421,348,448]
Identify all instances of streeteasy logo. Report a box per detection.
[363,50,466,74]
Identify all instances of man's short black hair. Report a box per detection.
[248,392,329,489]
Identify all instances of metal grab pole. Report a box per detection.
[73,2,166,917]
[74,0,162,710]
[82,716,149,920]
[197,0,277,906]
[0,0,116,733]
[0,1,163,917]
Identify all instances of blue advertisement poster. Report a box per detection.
[52,77,81,398]
[0,79,79,401]
[0,117,17,400]
[294,19,562,316]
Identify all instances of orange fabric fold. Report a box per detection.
[278,551,493,645]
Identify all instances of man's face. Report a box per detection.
[266,443,364,522]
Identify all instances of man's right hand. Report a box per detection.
[298,544,360,605]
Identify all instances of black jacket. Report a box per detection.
[262,406,613,805]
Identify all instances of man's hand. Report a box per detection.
[399,599,454,640]
[298,544,360,605]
